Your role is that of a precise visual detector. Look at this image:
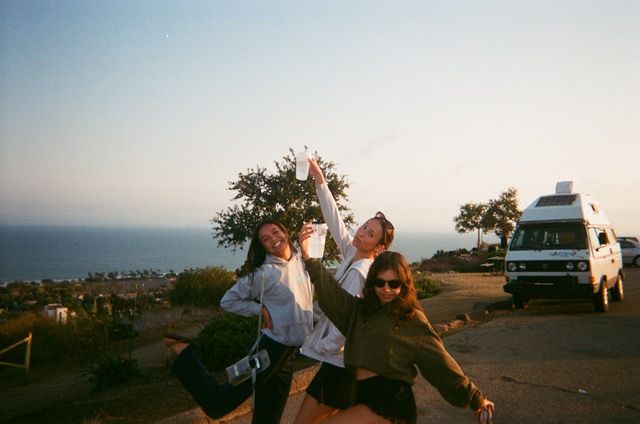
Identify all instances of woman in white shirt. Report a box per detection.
[164,220,314,424]
[294,159,395,424]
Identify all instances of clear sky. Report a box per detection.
[1,1,639,236]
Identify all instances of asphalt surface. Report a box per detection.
[415,268,640,424]
[155,269,640,423]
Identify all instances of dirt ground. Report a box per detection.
[0,273,506,424]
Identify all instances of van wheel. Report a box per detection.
[513,295,529,309]
[610,275,624,302]
[634,256,640,268]
[593,282,609,313]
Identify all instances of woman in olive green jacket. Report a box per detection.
[299,223,495,424]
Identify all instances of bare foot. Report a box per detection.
[163,337,190,355]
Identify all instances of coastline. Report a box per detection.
[1,224,496,283]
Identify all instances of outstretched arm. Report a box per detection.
[413,318,488,411]
[300,223,356,334]
[315,268,365,354]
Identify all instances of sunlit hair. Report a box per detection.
[241,220,291,276]
[361,251,420,320]
[371,211,395,249]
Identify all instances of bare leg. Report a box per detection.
[292,394,339,424]
[163,337,189,355]
[322,404,392,424]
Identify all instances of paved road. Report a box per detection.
[418,267,640,424]
[158,269,640,423]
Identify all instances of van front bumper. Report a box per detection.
[504,275,595,299]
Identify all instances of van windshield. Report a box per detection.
[510,223,588,251]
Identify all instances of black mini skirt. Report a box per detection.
[355,375,417,424]
[306,362,356,409]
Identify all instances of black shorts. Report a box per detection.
[355,375,416,424]
[306,362,356,409]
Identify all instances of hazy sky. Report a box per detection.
[1,1,639,235]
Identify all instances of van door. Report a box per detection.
[588,227,618,288]
[606,228,623,275]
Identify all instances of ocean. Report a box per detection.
[0,225,487,283]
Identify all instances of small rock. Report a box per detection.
[448,319,465,329]
[433,323,448,334]
[456,313,472,322]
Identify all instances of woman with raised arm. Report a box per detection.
[163,220,314,424]
[298,227,495,424]
[293,158,395,424]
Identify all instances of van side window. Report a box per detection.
[589,228,600,249]
[605,229,616,247]
[589,227,609,249]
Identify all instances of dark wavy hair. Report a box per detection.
[361,251,420,321]
[241,220,291,276]
[370,211,395,249]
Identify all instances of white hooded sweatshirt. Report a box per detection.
[220,248,314,347]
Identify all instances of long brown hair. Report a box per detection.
[361,251,420,320]
[240,220,291,276]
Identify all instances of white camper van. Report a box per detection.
[503,181,624,312]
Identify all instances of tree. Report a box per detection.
[481,187,522,248]
[211,149,354,265]
[168,267,237,307]
[453,202,489,249]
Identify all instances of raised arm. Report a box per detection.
[315,268,365,354]
[300,222,357,334]
[302,258,356,335]
[308,158,353,255]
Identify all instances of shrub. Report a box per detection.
[419,249,502,273]
[168,267,236,307]
[89,356,141,391]
[0,312,78,366]
[413,271,441,299]
[72,317,115,365]
[108,320,138,341]
[197,312,259,370]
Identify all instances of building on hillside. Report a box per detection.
[43,303,68,324]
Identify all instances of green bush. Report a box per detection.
[0,312,77,366]
[413,271,441,299]
[108,320,138,341]
[419,249,504,273]
[197,312,259,371]
[168,266,236,307]
[71,318,114,364]
[89,356,141,391]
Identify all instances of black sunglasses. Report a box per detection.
[373,277,402,289]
